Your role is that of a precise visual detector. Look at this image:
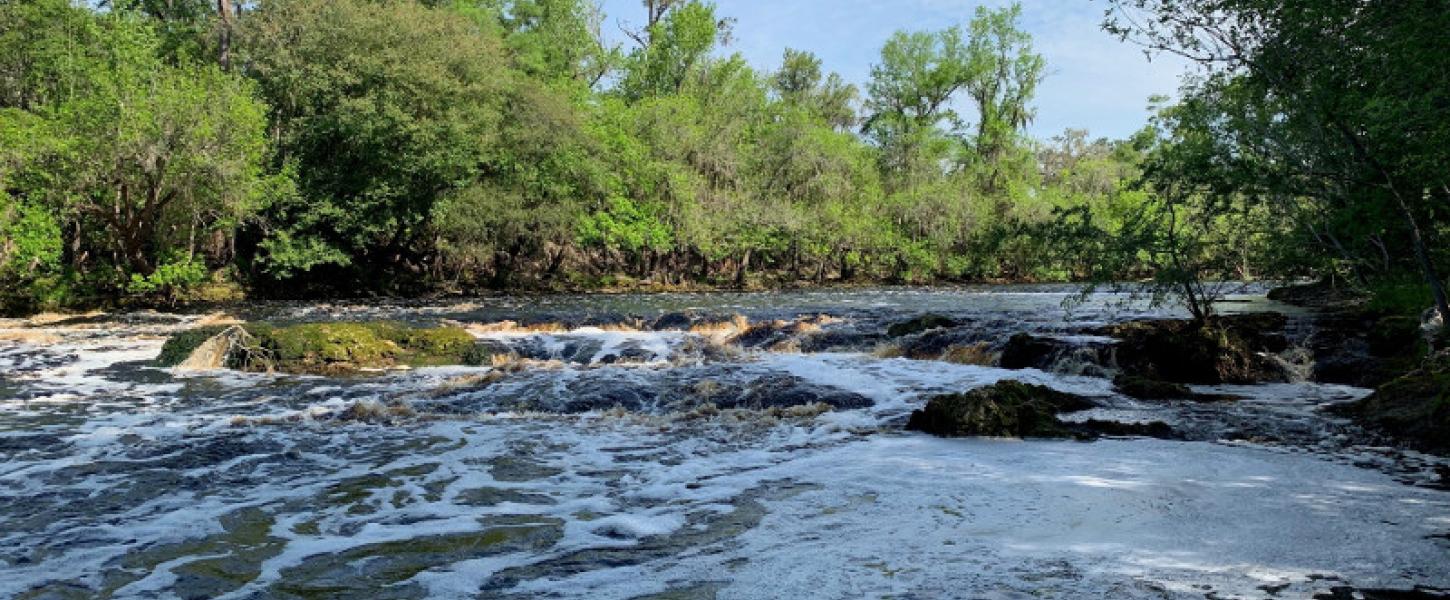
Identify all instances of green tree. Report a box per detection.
[241,0,511,287]
[1,3,268,304]
[618,0,723,101]
[774,49,858,131]
[1105,0,1450,327]
[963,3,1043,192]
[478,0,617,86]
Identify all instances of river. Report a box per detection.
[1,286,1447,599]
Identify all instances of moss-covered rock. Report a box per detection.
[155,325,230,367]
[1333,351,1450,452]
[905,380,1095,438]
[247,322,401,370]
[158,321,482,374]
[886,313,961,338]
[1096,313,1289,384]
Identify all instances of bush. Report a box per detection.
[1366,280,1434,318]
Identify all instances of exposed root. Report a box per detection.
[176,325,274,372]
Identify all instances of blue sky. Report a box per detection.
[596,0,1189,140]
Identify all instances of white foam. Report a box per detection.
[1,305,1446,600]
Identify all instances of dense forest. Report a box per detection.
[0,0,1446,324]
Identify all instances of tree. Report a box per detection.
[240,0,511,288]
[0,109,64,312]
[618,0,722,100]
[1,3,269,304]
[773,49,858,131]
[481,0,617,86]
[1104,0,1450,327]
[59,55,266,277]
[863,27,972,190]
[963,3,1043,192]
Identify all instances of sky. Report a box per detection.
[596,0,1191,140]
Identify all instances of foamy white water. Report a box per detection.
[1,288,1445,599]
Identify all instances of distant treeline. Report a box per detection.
[0,0,1445,322]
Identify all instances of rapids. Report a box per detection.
[1,286,1446,599]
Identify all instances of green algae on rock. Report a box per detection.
[886,313,962,338]
[157,321,484,374]
[155,325,232,367]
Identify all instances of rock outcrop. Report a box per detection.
[1332,351,1450,452]
[886,314,961,338]
[158,321,484,374]
[1095,314,1290,384]
[905,381,1095,438]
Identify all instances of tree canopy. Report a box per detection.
[1,0,1443,327]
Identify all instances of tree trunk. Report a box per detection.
[1330,121,1450,328]
[216,0,233,70]
[735,249,751,288]
[1400,190,1450,328]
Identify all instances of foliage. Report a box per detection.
[125,254,208,303]
[0,1,269,310]
[241,0,512,289]
[1104,0,1450,327]
[9,0,1415,311]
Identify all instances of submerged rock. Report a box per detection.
[1096,314,1290,384]
[796,328,884,353]
[1312,586,1450,600]
[1070,419,1180,440]
[905,381,1095,438]
[941,342,996,366]
[651,312,697,331]
[1113,374,1193,399]
[1112,374,1242,403]
[886,327,983,361]
[726,374,872,410]
[1331,351,1450,452]
[651,311,746,333]
[560,379,660,413]
[886,313,961,338]
[998,333,1116,376]
[730,320,799,349]
[998,333,1060,370]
